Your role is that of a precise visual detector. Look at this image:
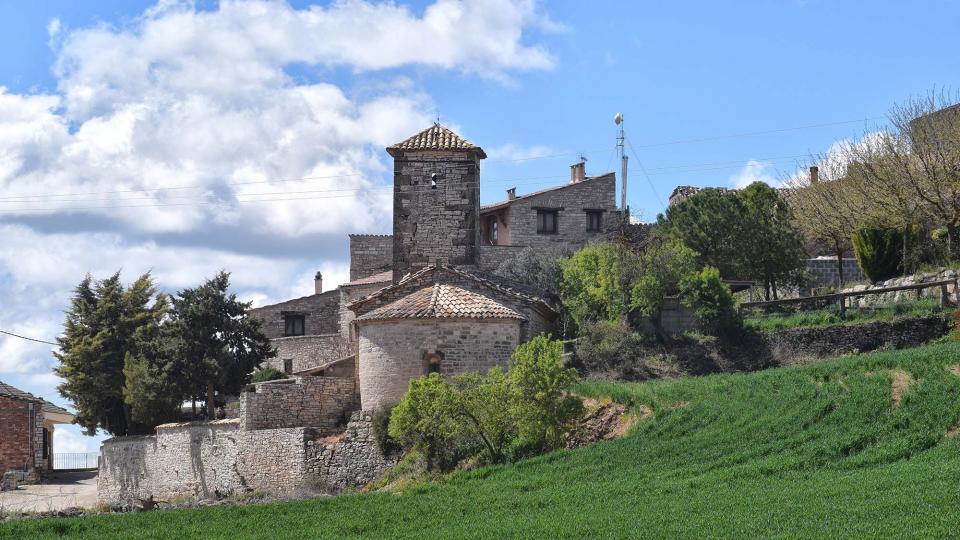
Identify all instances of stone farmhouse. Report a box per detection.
[0,381,74,489]
[98,124,619,504]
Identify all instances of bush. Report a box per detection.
[389,335,583,471]
[852,228,903,282]
[560,243,637,328]
[494,245,571,297]
[678,266,740,335]
[371,406,401,456]
[251,367,287,383]
[575,321,652,373]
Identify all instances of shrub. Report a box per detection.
[852,228,903,282]
[371,406,401,455]
[389,335,583,471]
[560,243,637,327]
[678,266,740,335]
[575,320,651,373]
[629,239,699,328]
[251,367,287,383]
[494,245,571,297]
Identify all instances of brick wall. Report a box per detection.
[264,334,350,374]
[349,235,393,281]
[0,395,34,474]
[248,290,340,339]
[357,319,521,410]
[239,377,358,433]
[392,150,482,281]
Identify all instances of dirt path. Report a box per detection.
[0,471,98,513]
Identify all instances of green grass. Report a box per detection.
[743,297,946,331]
[6,343,960,538]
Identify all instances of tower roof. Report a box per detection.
[386,123,486,158]
[356,283,524,322]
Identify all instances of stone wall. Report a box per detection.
[659,297,701,334]
[357,319,521,410]
[97,421,325,504]
[264,334,350,374]
[392,150,482,282]
[339,281,390,340]
[239,377,358,433]
[0,395,38,474]
[306,411,399,493]
[806,258,864,289]
[483,173,616,252]
[842,268,959,307]
[248,290,340,339]
[478,245,528,272]
[349,234,393,281]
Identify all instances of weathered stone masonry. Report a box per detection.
[248,289,340,339]
[239,377,357,432]
[349,234,393,281]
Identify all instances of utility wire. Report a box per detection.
[0,329,58,346]
[625,136,665,208]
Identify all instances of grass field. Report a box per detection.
[5,342,960,538]
[743,297,947,331]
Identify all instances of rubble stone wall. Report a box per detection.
[239,377,357,433]
[263,334,349,374]
[306,411,399,493]
[349,235,393,281]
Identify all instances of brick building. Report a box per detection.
[0,381,74,480]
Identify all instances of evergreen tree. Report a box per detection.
[55,272,167,436]
[658,189,747,279]
[165,271,274,419]
[739,182,807,299]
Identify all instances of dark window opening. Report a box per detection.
[423,351,444,374]
[586,210,603,232]
[488,216,499,245]
[537,209,558,234]
[284,315,305,336]
[283,358,293,374]
[42,428,49,460]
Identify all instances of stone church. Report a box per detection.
[250,123,617,410]
[98,124,618,503]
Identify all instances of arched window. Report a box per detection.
[423,351,444,374]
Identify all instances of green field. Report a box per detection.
[743,297,947,331]
[5,342,960,539]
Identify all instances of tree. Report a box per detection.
[164,271,274,419]
[678,266,739,335]
[55,272,167,436]
[629,237,699,334]
[739,182,807,299]
[560,242,639,327]
[658,188,747,279]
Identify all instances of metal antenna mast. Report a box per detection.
[614,113,629,220]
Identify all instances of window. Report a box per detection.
[488,216,499,245]
[423,351,444,374]
[537,209,558,234]
[586,210,603,232]
[284,315,305,336]
[283,358,293,374]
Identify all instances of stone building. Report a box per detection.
[479,162,617,271]
[99,123,617,503]
[0,381,74,482]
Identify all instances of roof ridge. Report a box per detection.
[429,282,441,316]
[387,124,486,158]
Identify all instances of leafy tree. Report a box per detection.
[388,373,462,470]
[164,271,274,419]
[678,266,739,334]
[508,335,583,453]
[55,272,167,436]
[560,242,638,327]
[630,238,699,333]
[738,182,807,299]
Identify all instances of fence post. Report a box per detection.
[838,294,846,319]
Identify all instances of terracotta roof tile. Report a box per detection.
[356,283,524,322]
[343,270,393,287]
[387,124,486,158]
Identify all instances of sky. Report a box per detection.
[1,0,959,453]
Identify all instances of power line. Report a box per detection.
[630,117,881,149]
[625,136,665,208]
[0,329,58,346]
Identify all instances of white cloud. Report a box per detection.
[54,425,101,453]
[486,143,558,161]
[729,159,778,188]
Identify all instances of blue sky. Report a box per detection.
[1,0,958,451]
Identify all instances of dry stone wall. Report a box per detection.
[265,334,349,374]
[239,377,357,433]
[306,411,399,493]
[842,268,959,307]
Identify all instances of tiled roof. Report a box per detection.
[356,283,524,322]
[481,172,615,213]
[343,270,393,287]
[387,124,486,158]
[0,380,73,417]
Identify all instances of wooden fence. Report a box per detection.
[738,278,958,317]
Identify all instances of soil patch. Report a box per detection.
[566,400,634,449]
[947,364,960,378]
[889,370,914,408]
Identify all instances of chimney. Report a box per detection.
[809,166,819,184]
[570,161,585,184]
[507,187,517,200]
[314,271,323,294]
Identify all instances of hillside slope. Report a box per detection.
[6,342,960,538]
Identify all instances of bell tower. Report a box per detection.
[386,124,486,282]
